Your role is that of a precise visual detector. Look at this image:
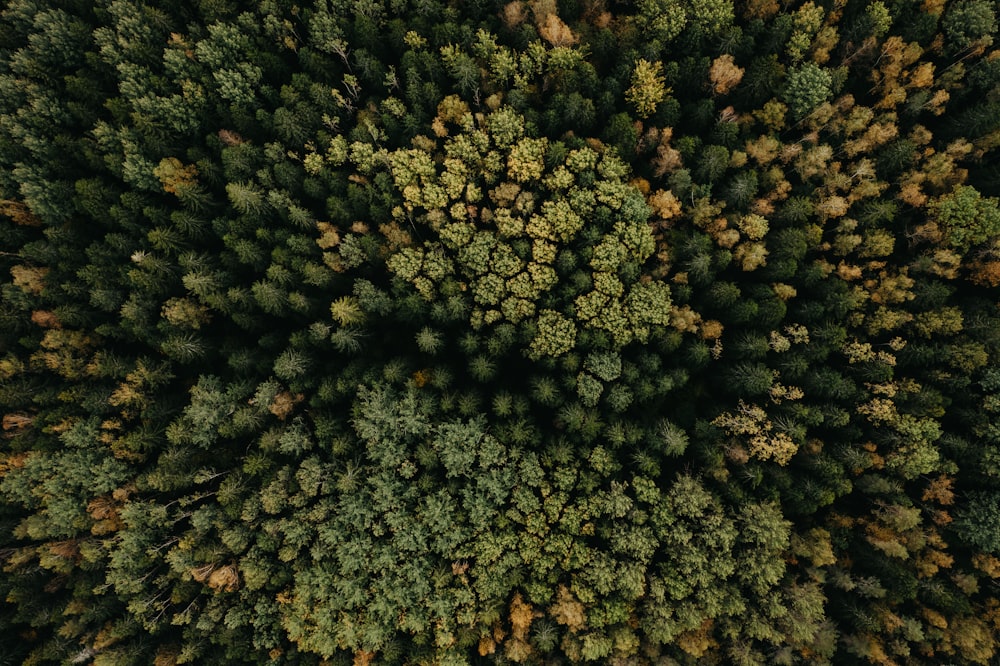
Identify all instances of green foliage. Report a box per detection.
[954,492,1000,553]
[1,0,999,663]
[385,107,671,357]
[637,0,688,44]
[688,0,735,37]
[932,185,1000,252]
[626,59,669,119]
[942,0,997,54]
[529,309,577,360]
[783,62,832,119]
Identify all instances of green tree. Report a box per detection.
[636,0,688,45]
[626,59,669,119]
[954,491,1000,553]
[688,0,736,38]
[942,0,997,55]
[931,185,1000,252]
[783,63,832,119]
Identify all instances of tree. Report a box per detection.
[783,63,832,119]
[942,0,997,55]
[688,0,735,38]
[931,185,1000,252]
[709,54,744,95]
[954,492,1000,553]
[641,474,740,644]
[626,59,669,119]
[712,400,798,465]
[636,0,688,45]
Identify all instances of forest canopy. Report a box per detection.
[2,0,1000,664]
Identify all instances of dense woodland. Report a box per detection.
[2,0,1000,663]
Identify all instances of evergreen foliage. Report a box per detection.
[1,0,1000,664]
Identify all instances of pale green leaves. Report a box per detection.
[783,63,833,119]
[529,310,577,359]
[507,137,548,183]
[932,185,1000,252]
[384,105,671,357]
[626,59,669,119]
[487,106,525,148]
